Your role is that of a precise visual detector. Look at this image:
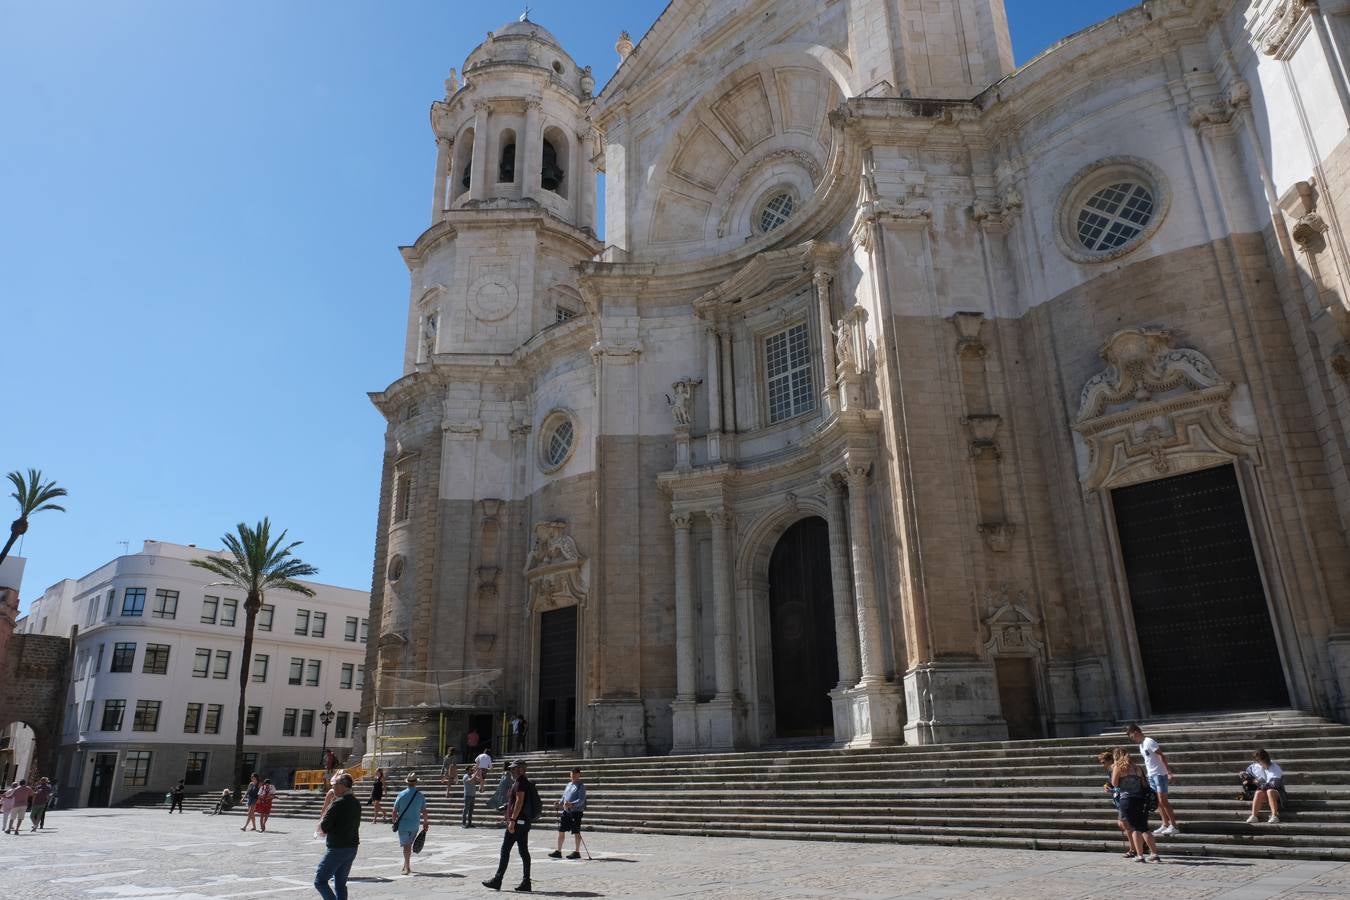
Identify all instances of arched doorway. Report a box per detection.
[768,517,838,737]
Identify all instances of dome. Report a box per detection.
[495,19,560,45]
[465,16,576,70]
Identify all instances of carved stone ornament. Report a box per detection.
[983,587,1044,657]
[525,520,588,613]
[1256,0,1313,58]
[1073,328,1258,489]
[669,378,701,426]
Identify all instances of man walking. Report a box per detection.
[483,760,535,892]
[314,772,361,900]
[3,781,33,834]
[475,747,494,787]
[548,768,587,860]
[30,778,52,830]
[1126,723,1180,836]
[461,768,479,828]
[509,714,521,754]
[168,780,186,814]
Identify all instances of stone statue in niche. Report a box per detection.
[833,319,856,373]
[667,378,702,426]
[421,311,438,358]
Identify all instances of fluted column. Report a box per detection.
[469,102,491,201]
[814,271,839,413]
[522,98,542,198]
[705,327,723,462]
[671,512,696,701]
[823,476,861,687]
[577,129,596,232]
[431,136,451,220]
[708,507,736,699]
[846,461,886,681]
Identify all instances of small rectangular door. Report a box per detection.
[995,657,1044,740]
[88,753,117,807]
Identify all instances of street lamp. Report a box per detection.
[319,701,335,768]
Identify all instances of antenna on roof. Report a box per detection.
[520,6,531,22]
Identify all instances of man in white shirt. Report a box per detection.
[1127,723,1179,836]
[475,748,494,787]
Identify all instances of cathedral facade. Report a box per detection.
[360,0,1350,759]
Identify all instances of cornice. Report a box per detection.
[400,207,602,269]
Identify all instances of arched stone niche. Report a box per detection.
[1072,327,1260,490]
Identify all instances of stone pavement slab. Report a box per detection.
[2,809,1347,899]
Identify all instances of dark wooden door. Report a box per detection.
[88,753,117,807]
[537,605,578,750]
[1111,465,1289,714]
[995,656,1044,739]
[768,517,839,737]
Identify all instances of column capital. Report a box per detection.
[524,97,544,111]
[670,511,693,531]
[706,506,729,526]
[812,269,832,290]
[845,460,871,483]
[472,100,492,114]
[819,471,845,495]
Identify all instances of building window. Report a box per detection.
[201,596,219,624]
[94,643,105,673]
[756,189,796,234]
[764,322,815,424]
[133,699,161,732]
[184,702,203,733]
[111,642,136,673]
[1056,157,1169,263]
[340,663,354,690]
[300,709,315,738]
[212,650,231,679]
[351,713,360,734]
[359,619,369,643]
[289,657,304,685]
[257,604,274,632]
[185,751,208,786]
[556,305,577,323]
[282,708,298,737]
[101,699,126,732]
[193,648,211,678]
[1076,181,1154,252]
[220,598,238,627]
[241,752,258,782]
[252,654,269,683]
[311,611,326,638]
[394,473,414,523]
[345,616,359,642]
[121,587,147,617]
[123,750,152,786]
[82,700,94,731]
[356,665,365,690]
[539,410,576,473]
[245,706,262,736]
[305,659,321,687]
[104,590,115,618]
[295,609,310,636]
[151,589,179,619]
[142,643,171,675]
[84,596,98,627]
[334,711,349,739]
[204,704,223,734]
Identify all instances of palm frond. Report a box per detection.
[6,468,69,519]
[35,503,66,514]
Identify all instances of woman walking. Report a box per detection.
[255,778,276,831]
[368,768,388,824]
[240,774,262,832]
[1111,748,1161,863]
[1098,751,1135,857]
[392,773,429,875]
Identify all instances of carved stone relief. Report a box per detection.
[525,520,589,613]
[983,586,1044,657]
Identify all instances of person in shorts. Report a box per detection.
[1126,723,1179,836]
[1097,751,1134,857]
[391,773,428,876]
[548,768,587,860]
[1244,748,1285,824]
[1111,748,1161,863]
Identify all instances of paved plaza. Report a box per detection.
[2,809,1349,899]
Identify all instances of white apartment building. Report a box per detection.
[19,540,369,807]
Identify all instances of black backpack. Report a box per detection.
[522,780,543,823]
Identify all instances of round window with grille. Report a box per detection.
[1057,158,1169,263]
[539,411,577,473]
[756,190,796,234]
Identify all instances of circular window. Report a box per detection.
[538,411,577,473]
[756,190,795,233]
[387,555,405,583]
[1056,157,1169,263]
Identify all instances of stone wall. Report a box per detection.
[0,631,71,777]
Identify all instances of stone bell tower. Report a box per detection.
[363,16,602,765]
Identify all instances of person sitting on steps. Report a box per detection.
[1243,748,1285,825]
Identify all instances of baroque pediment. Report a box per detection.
[1075,328,1230,431]
[525,520,588,612]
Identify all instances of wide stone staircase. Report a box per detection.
[128,710,1350,861]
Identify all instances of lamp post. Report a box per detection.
[319,701,335,769]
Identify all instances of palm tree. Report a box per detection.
[1,469,68,567]
[191,518,317,795]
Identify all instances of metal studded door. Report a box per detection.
[1111,464,1289,714]
[768,516,839,737]
[537,605,577,750]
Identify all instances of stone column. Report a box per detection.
[845,461,886,681]
[708,507,735,699]
[577,129,596,232]
[814,270,839,413]
[823,476,861,687]
[431,136,451,221]
[671,513,696,700]
[705,327,723,462]
[522,98,542,198]
[469,102,491,202]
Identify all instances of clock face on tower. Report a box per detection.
[468,275,519,322]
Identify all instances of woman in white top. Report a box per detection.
[1244,749,1285,824]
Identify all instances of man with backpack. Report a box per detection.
[482,760,540,892]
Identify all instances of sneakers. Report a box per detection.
[1135,855,1147,863]
[1245,815,1259,824]
[1269,815,1281,824]
[547,851,562,859]
[1148,855,1161,863]
[567,851,581,860]
[515,880,532,892]
[482,877,502,891]
[1156,824,1179,836]
[1152,825,1168,835]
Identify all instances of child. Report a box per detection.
[1243,749,1285,824]
[461,769,478,828]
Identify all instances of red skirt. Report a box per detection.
[255,796,274,815]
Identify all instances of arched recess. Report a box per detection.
[452,126,475,200]
[634,45,854,260]
[498,128,517,183]
[541,126,570,198]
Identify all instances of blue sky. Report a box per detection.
[2,0,1134,610]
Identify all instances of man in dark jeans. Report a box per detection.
[168,780,185,814]
[315,773,361,900]
[483,760,533,892]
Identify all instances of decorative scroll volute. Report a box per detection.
[525,520,588,613]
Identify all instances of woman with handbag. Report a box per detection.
[1111,748,1161,863]
[392,773,429,876]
